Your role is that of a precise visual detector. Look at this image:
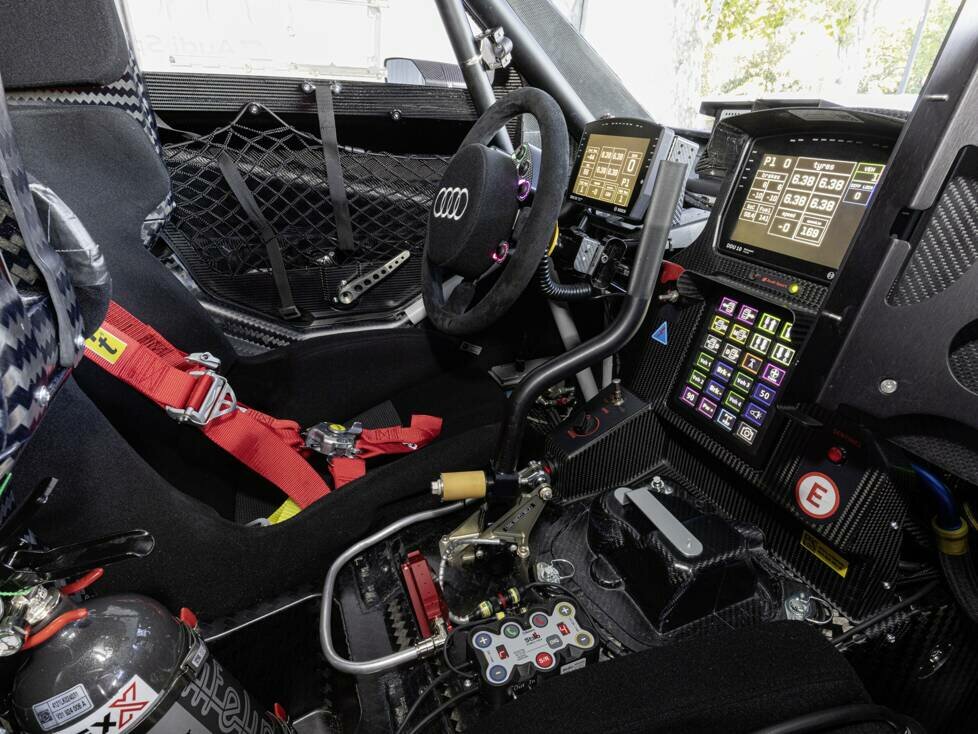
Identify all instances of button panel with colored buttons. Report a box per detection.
[467,597,598,703]
[673,293,796,462]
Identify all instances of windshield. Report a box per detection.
[549,0,962,128]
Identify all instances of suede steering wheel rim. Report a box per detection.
[422,88,569,336]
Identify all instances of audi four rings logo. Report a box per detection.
[432,187,469,220]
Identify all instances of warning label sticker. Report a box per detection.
[801,530,849,578]
[84,326,127,364]
[51,675,159,734]
[32,684,93,731]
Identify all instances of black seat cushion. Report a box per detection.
[476,621,883,734]
[11,378,498,617]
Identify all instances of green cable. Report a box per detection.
[0,587,34,597]
[0,474,30,596]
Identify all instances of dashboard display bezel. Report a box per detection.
[668,285,797,467]
[717,135,893,283]
[567,117,666,221]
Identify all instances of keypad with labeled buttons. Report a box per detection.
[672,293,795,460]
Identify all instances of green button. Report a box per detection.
[709,315,731,336]
[732,371,754,393]
[503,623,521,639]
[724,391,745,412]
[695,351,714,371]
[729,324,750,345]
[779,322,793,342]
[688,369,707,390]
[757,313,781,335]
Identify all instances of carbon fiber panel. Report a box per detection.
[144,71,480,119]
[550,297,906,618]
[845,596,978,733]
[891,159,978,307]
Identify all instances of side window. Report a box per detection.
[121,0,458,80]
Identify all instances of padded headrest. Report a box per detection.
[0,0,129,89]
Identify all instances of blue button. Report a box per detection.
[752,383,776,406]
[743,402,767,427]
[474,632,493,649]
[715,408,737,431]
[711,360,734,383]
[705,380,725,401]
[488,665,509,683]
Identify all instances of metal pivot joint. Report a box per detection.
[438,461,553,580]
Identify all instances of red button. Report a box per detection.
[535,652,555,669]
[826,446,846,465]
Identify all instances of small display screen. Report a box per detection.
[728,154,885,276]
[570,133,651,209]
[672,292,795,464]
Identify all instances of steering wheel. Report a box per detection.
[422,88,569,335]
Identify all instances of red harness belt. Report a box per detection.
[84,301,441,508]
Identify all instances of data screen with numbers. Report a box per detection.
[726,153,885,278]
[570,133,651,210]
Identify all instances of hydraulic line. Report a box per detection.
[319,502,469,675]
[911,462,959,531]
[911,463,978,622]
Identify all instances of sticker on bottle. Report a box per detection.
[51,676,160,734]
[32,685,93,731]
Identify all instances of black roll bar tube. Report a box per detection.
[493,160,688,473]
[434,0,513,152]
[465,0,592,137]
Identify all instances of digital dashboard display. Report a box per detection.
[570,133,651,210]
[726,154,885,279]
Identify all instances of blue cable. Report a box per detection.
[911,463,960,531]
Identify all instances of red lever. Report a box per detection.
[179,607,199,629]
[22,608,89,650]
[61,568,104,596]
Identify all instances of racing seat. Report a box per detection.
[2,0,505,616]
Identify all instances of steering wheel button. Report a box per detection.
[534,651,555,669]
[488,665,508,683]
[474,632,493,649]
[557,603,574,617]
[531,612,549,628]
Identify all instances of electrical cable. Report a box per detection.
[442,619,486,679]
[403,688,479,734]
[394,668,463,734]
[832,580,939,648]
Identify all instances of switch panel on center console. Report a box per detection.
[672,292,796,463]
[467,597,598,707]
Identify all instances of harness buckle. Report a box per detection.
[165,355,240,426]
[186,352,222,370]
[305,421,363,458]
